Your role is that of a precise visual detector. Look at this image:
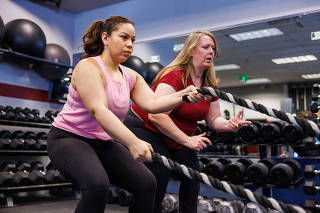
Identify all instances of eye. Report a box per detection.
[202,46,209,49]
[120,35,128,40]
[131,38,136,43]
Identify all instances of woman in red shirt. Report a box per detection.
[124,30,250,213]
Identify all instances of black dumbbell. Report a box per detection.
[32,161,60,185]
[225,158,253,184]
[45,110,57,121]
[23,131,37,140]
[41,115,51,123]
[304,180,320,196]
[31,109,41,122]
[35,132,48,150]
[304,165,320,179]
[0,162,16,187]
[246,158,275,186]
[305,199,320,213]
[22,107,35,122]
[281,123,304,144]
[4,106,16,120]
[0,105,6,119]
[0,130,11,139]
[108,187,119,204]
[2,161,30,186]
[12,130,24,139]
[118,188,132,206]
[10,138,24,150]
[14,107,27,121]
[270,158,301,187]
[29,161,46,185]
[237,121,262,143]
[203,158,232,179]
[7,131,24,150]
[0,130,12,149]
[23,131,38,150]
[260,121,285,144]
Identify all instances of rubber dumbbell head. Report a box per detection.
[237,123,259,142]
[247,158,275,186]
[225,158,253,184]
[304,199,320,213]
[203,158,231,179]
[270,158,301,187]
[304,165,320,179]
[282,123,304,143]
[304,180,320,196]
[118,189,132,206]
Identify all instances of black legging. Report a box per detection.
[47,126,156,213]
[124,110,200,213]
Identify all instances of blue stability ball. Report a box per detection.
[0,16,4,42]
[145,62,164,84]
[121,56,147,79]
[35,43,71,81]
[4,19,46,58]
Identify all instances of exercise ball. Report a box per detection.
[4,19,46,58]
[35,44,71,81]
[145,62,164,84]
[121,56,147,79]
[0,16,4,42]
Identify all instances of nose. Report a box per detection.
[126,40,133,48]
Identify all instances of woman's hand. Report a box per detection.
[183,132,212,151]
[128,139,154,162]
[184,85,203,104]
[228,109,251,131]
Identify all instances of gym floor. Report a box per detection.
[0,197,128,213]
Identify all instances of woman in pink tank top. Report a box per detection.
[47,16,202,213]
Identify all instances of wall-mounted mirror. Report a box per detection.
[132,11,320,115]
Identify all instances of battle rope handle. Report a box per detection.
[151,152,305,213]
[196,87,320,136]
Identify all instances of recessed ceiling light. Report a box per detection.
[229,28,284,41]
[245,78,271,84]
[301,74,320,79]
[215,64,240,71]
[272,55,318,64]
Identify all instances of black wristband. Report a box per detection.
[182,94,191,103]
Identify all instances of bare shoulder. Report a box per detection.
[74,58,100,74]
[123,66,139,84]
[72,58,104,90]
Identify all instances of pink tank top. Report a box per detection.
[53,56,134,141]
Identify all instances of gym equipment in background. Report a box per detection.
[0,16,4,42]
[145,62,163,84]
[34,43,71,80]
[121,55,147,79]
[270,159,302,187]
[3,19,46,58]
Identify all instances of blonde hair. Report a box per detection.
[152,30,220,88]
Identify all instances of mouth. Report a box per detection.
[205,57,213,63]
[124,51,132,55]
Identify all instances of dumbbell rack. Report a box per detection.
[0,119,75,207]
[195,151,310,206]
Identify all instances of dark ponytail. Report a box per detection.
[80,16,134,60]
